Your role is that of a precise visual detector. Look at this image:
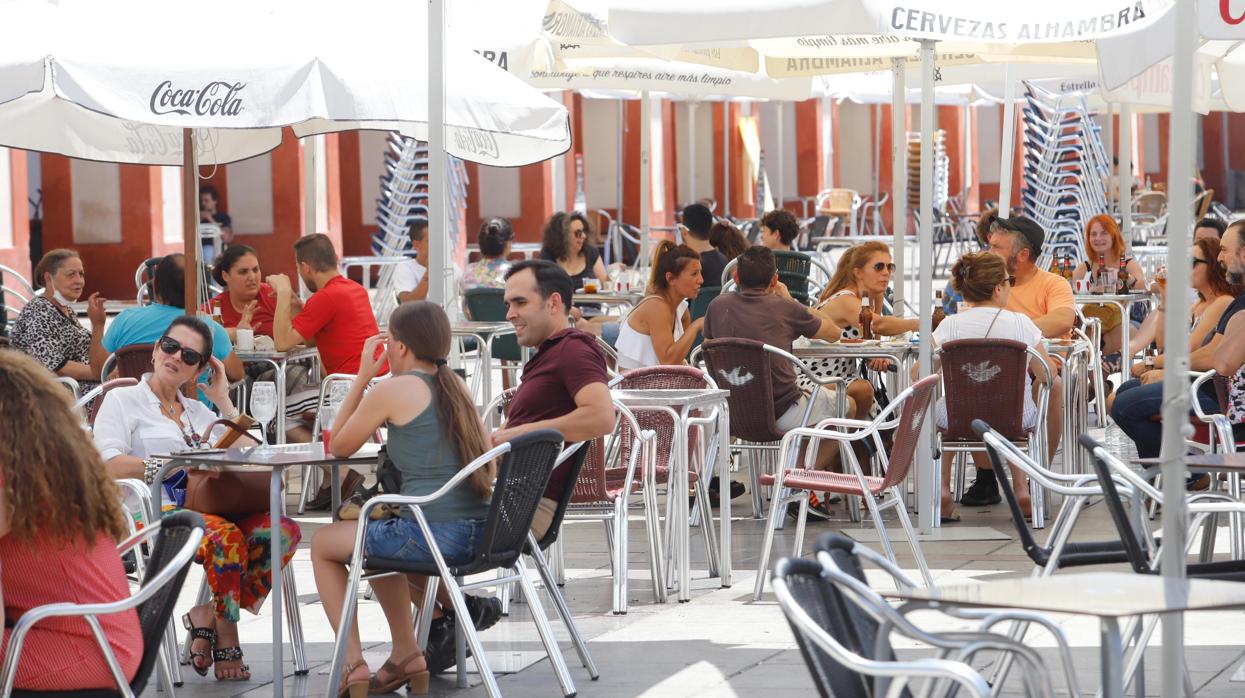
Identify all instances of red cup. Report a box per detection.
[321,428,332,455]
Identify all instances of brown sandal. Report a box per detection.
[339,660,369,698]
[368,650,429,694]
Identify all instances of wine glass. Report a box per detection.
[250,382,278,447]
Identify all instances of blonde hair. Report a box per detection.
[0,350,128,543]
[818,241,890,303]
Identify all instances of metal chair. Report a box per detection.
[753,375,939,599]
[327,430,574,698]
[77,377,139,426]
[1,511,205,698]
[699,338,846,519]
[461,287,523,385]
[813,534,1078,698]
[936,338,1053,527]
[773,554,992,698]
[298,372,387,513]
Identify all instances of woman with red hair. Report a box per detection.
[1071,214,1147,358]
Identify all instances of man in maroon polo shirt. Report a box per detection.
[492,259,615,536]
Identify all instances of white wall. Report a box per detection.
[228,154,274,235]
[476,166,522,218]
[1143,113,1160,175]
[758,102,799,207]
[70,160,121,244]
[0,149,11,249]
[581,98,621,211]
[978,105,1001,185]
[161,167,182,244]
[837,101,874,195]
[359,130,389,226]
[675,102,716,205]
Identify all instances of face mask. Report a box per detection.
[51,286,73,305]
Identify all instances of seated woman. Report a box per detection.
[10,249,108,391]
[806,242,906,419]
[931,252,1053,521]
[758,209,800,251]
[0,351,142,691]
[209,245,279,340]
[311,301,496,697]
[540,211,607,291]
[1109,236,1242,454]
[616,241,704,370]
[1071,215,1147,365]
[209,246,319,430]
[461,217,514,293]
[93,317,301,682]
[709,220,750,267]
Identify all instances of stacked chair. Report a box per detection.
[907,131,967,274]
[367,133,469,322]
[1019,82,1111,268]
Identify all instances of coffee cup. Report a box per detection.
[236,328,255,351]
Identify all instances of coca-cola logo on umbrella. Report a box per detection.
[150,80,246,117]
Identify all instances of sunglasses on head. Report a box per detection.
[1005,276,1017,286]
[871,262,896,273]
[158,335,207,367]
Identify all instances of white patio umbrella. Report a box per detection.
[0,0,570,310]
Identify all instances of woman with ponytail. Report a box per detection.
[311,301,495,696]
[616,241,704,369]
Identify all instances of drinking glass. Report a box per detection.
[250,382,278,446]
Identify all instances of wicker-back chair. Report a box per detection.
[102,343,156,381]
[937,338,1053,527]
[774,250,814,305]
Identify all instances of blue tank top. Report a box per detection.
[385,371,490,522]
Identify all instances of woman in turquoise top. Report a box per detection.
[311,301,495,697]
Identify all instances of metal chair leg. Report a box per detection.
[282,570,308,675]
[516,558,578,697]
[527,534,600,680]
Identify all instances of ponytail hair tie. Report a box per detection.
[434,358,448,367]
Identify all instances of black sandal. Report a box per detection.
[212,646,251,681]
[181,612,216,677]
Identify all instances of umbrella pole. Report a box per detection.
[1119,103,1134,251]
[1104,102,1114,213]
[723,101,731,217]
[640,91,651,265]
[689,101,697,218]
[181,128,200,315]
[998,64,1016,217]
[428,0,447,308]
[1160,1,1196,694]
[917,40,936,534]
[891,58,906,311]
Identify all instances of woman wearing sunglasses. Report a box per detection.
[540,211,608,291]
[93,316,301,682]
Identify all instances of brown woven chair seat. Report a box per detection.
[760,469,883,496]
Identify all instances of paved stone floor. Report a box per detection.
[139,422,1245,697]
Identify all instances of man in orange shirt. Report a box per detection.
[955,216,1069,508]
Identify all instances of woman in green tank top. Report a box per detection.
[311,302,495,697]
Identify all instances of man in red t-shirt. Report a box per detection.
[267,233,378,505]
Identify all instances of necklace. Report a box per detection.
[159,397,202,449]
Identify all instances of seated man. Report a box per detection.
[394,218,428,303]
[104,254,244,387]
[417,259,615,674]
[1213,226,1245,443]
[199,185,233,262]
[681,203,727,286]
[1115,221,1245,461]
[1196,216,1227,242]
[702,246,856,476]
[268,233,381,506]
[958,215,1072,506]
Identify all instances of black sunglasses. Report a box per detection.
[1007,275,1017,286]
[1193,258,1209,267]
[158,335,207,367]
[871,262,897,273]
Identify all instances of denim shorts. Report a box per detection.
[364,518,483,565]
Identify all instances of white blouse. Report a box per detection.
[93,375,227,462]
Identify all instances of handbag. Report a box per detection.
[182,417,272,515]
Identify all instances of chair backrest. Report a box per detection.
[529,441,591,552]
[619,365,713,471]
[700,337,785,443]
[877,375,940,489]
[813,534,898,671]
[131,510,205,693]
[84,377,140,426]
[1079,434,1152,575]
[772,556,872,698]
[115,343,156,380]
[471,429,565,570]
[461,287,521,362]
[774,250,813,304]
[938,338,1031,441]
[689,285,721,321]
[1214,373,1231,414]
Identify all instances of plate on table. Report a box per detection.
[842,339,880,346]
